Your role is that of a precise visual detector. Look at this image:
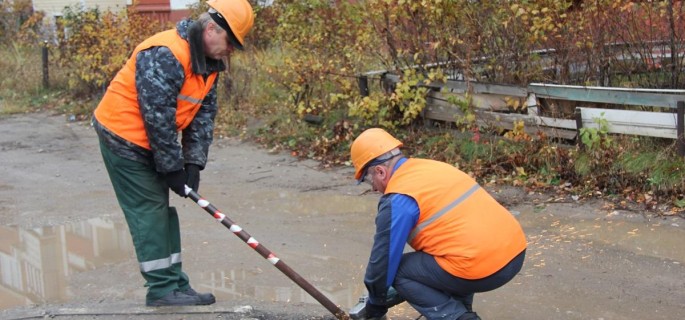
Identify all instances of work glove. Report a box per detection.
[185,164,201,193]
[364,301,388,319]
[165,169,188,197]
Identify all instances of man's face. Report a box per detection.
[204,22,235,60]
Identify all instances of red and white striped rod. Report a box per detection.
[184,186,349,320]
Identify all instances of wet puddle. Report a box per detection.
[0,218,134,309]
[0,216,325,307]
[515,206,685,263]
[0,189,386,313]
[1,199,682,318]
[0,213,417,316]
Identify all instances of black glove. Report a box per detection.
[185,164,201,193]
[165,169,188,197]
[364,301,388,319]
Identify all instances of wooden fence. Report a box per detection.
[359,75,685,155]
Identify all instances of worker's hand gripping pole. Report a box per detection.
[184,186,350,320]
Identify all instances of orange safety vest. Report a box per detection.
[94,29,218,150]
[385,159,527,279]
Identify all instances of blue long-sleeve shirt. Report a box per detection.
[364,157,420,305]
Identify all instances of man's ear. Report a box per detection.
[377,165,390,181]
[206,21,218,34]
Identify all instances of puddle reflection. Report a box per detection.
[6,201,679,317]
[0,217,383,313]
[0,218,133,309]
[191,268,417,318]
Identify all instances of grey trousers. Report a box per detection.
[394,250,525,319]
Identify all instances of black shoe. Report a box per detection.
[146,290,202,307]
[182,287,216,305]
[359,316,386,320]
[457,312,481,320]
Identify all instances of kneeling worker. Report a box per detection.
[350,128,527,320]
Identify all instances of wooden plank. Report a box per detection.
[578,107,678,139]
[382,75,528,97]
[424,101,683,140]
[529,83,685,109]
[423,103,578,140]
[396,77,685,140]
[429,91,514,112]
[479,111,578,139]
[426,94,577,129]
[425,102,679,139]
[678,102,685,156]
[476,111,578,140]
[533,115,577,130]
[431,80,528,97]
[424,98,463,122]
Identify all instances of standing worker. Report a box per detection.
[350,128,527,320]
[93,0,254,307]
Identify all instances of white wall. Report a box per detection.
[33,0,128,16]
[170,0,195,10]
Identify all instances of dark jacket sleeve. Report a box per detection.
[182,79,218,169]
[364,192,419,305]
[365,195,393,304]
[135,46,186,173]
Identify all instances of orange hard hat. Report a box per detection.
[350,128,403,181]
[207,0,254,49]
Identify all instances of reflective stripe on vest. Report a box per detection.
[179,94,203,104]
[407,183,480,243]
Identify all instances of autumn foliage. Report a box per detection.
[53,4,169,95]
[258,0,684,211]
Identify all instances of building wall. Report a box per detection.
[33,0,195,21]
[33,0,129,16]
[169,0,193,21]
[170,0,194,11]
[132,0,171,22]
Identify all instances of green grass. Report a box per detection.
[213,47,292,137]
[0,42,71,116]
[619,142,685,191]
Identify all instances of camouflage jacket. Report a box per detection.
[94,19,225,173]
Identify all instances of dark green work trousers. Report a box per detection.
[99,139,191,303]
